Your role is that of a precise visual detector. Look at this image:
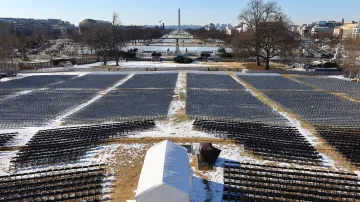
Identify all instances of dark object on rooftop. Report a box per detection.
[199,143,221,165]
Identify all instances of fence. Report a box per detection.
[19,61,52,70]
[0,63,19,73]
[75,57,98,65]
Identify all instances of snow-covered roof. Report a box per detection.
[136,140,191,202]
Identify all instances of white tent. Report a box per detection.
[135,140,191,202]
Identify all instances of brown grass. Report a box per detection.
[331,92,360,104]
[179,91,186,101]
[239,62,286,70]
[173,108,190,123]
[109,145,150,202]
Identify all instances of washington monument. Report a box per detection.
[178,8,181,31]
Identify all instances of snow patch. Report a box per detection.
[73,61,227,69]
[190,144,267,202]
[132,120,217,138]
[327,75,351,81]
[167,72,186,118]
[0,151,18,175]
[0,75,29,82]
[354,170,360,177]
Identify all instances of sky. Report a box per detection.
[0,0,359,26]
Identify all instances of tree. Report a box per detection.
[0,22,19,64]
[237,0,299,69]
[186,28,231,44]
[258,20,300,69]
[238,0,285,66]
[231,31,254,59]
[111,12,126,66]
[92,24,112,65]
[342,37,360,82]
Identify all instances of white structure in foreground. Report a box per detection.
[135,140,191,202]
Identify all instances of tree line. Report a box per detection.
[68,12,171,66]
[0,22,52,63]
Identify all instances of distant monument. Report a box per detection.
[175,9,181,53]
[178,8,181,31]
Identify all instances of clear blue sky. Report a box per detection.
[1,0,359,26]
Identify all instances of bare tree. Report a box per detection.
[238,0,285,66]
[258,20,300,69]
[92,25,112,65]
[342,37,360,82]
[0,22,19,64]
[111,12,126,66]
[231,31,254,59]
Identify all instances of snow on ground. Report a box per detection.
[0,74,29,82]
[87,144,146,166]
[89,144,147,200]
[73,61,227,69]
[73,62,104,68]
[2,89,38,100]
[168,72,186,118]
[17,72,84,76]
[132,71,219,139]
[0,143,126,175]
[131,120,218,139]
[327,75,352,81]
[0,151,18,175]
[0,126,57,175]
[2,127,45,147]
[355,170,360,177]
[190,143,268,202]
[292,67,307,72]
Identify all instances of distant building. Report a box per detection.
[235,24,244,33]
[225,26,233,35]
[334,21,359,39]
[289,25,301,34]
[78,19,112,34]
[353,25,360,38]
[0,18,75,36]
[300,24,314,36]
[311,21,342,36]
